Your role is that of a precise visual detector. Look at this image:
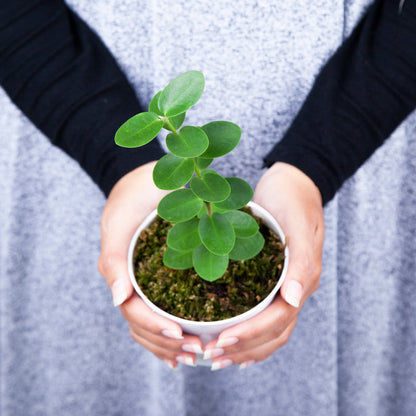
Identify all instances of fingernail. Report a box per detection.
[161,329,184,340]
[211,358,233,371]
[203,348,224,360]
[239,360,255,370]
[216,337,239,348]
[176,355,196,367]
[111,280,128,307]
[182,344,204,354]
[285,280,303,308]
[163,359,177,370]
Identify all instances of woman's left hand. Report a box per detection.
[203,162,325,370]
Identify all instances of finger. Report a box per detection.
[98,200,145,306]
[129,322,203,355]
[120,294,185,341]
[204,311,299,361]
[98,249,134,306]
[130,331,197,367]
[280,237,316,308]
[204,294,297,357]
[121,296,206,362]
[210,320,297,371]
[279,204,324,308]
[205,275,321,359]
[129,326,203,356]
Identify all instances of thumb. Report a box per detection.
[280,234,322,308]
[98,251,135,307]
[280,238,315,308]
[281,277,304,309]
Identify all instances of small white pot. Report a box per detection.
[127,201,289,366]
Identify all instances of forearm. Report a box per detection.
[265,0,416,205]
[0,0,164,195]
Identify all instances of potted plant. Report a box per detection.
[115,71,289,366]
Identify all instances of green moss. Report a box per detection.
[133,208,285,322]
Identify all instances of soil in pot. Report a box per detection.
[132,207,286,322]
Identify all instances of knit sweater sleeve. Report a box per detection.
[265,0,416,205]
[0,0,165,196]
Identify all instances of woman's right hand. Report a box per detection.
[98,162,204,369]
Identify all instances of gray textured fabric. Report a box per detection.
[1,1,416,415]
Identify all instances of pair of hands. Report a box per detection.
[98,161,324,370]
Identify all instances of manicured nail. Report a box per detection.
[203,348,224,360]
[211,358,233,371]
[239,360,255,370]
[163,359,177,370]
[182,344,204,354]
[176,355,196,367]
[216,337,239,348]
[284,280,303,308]
[111,280,128,307]
[161,329,184,340]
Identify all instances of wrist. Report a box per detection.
[267,162,323,206]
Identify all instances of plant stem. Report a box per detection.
[193,158,202,178]
[193,158,212,216]
[206,202,212,216]
[163,117,177,134]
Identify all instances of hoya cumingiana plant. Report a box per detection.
[115,71,264,281]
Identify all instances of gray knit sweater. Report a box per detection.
[1,1,415,415]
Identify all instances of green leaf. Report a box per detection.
[223,210,259,238]
[199,213,235,255]
[213,177,254,210]
[166,126,209,158]
[211,205,228,214]
[190,171,231,202]
[200,121,241,158]
[163,246,193,270]
[158,71,205,117]
[229,231,265,261]
[166,112,186,131]
[195,157,213,169]
[148,91,163,115]
[167,218,201,251]
[149,91,186,131]
[158,189,203,223]
[153,154,194,190]
[192,245,229,282]
[197,204,208,218]
[115,112,163,148]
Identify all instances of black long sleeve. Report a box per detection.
[265,0,416,205]
[0,0,164,196]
